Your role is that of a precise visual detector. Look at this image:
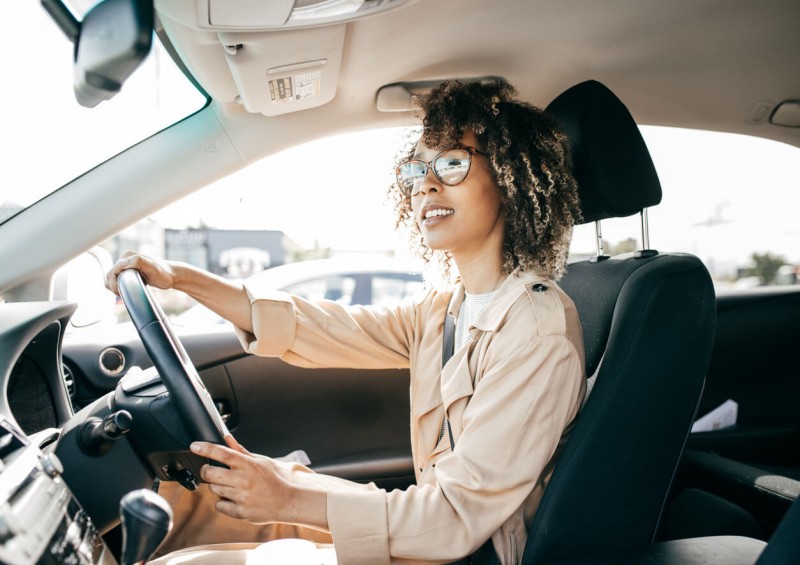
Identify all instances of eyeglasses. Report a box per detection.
[396,146,488,196]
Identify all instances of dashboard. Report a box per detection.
[1,299,216,564]
[1,302,75,438]
[0,301,116,563]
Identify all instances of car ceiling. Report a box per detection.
[155,0,800,149]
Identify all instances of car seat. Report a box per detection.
[520,80,717,563]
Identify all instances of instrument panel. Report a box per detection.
[0,418,114,564]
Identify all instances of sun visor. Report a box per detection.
[215,25,344,116]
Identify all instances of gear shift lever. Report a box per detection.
[119,489,174,565]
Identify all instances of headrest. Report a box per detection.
[545,80,662,224]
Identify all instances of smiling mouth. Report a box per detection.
[424,208,454,220]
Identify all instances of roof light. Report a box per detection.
[204,0,419,30]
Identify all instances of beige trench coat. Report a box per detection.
[226,269,586,564]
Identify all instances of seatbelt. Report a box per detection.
[442,313,456,451]
[441,311,500,565]
[442,312,456,363]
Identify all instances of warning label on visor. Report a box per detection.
[268,71,321,103]
[268,77,293,103]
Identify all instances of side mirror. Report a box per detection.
[42,0,154,108]
[52,247,116,327]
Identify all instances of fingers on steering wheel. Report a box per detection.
[192,441,238,467]
[224,434,250,455]
[104,271,117,295]
[201,463,232,487]
[123,256,152,286]
[106,253,136,295]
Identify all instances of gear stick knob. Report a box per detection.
[119,488,174,565]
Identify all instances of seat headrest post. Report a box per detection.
[634,207,659,258]
[590,220,611,263]
[641,208,650,250]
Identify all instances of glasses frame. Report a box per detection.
[396,146,488,196]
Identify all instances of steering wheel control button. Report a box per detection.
[79,410,133,456]
[99,347,126,376]
[171,468,200,491]
[103,410,133,439]
[39,453,64,478]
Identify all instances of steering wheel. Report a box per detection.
[116,268,228,445]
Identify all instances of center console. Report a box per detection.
[0,417,115,564]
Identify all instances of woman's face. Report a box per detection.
[410,130,504,261]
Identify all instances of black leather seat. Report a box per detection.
[519,81,717,563]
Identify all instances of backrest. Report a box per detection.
[522,81,717,563]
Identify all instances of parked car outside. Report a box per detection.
[170,257,424,327]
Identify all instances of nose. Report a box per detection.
[415,167,441,196]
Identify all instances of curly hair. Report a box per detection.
[388,80,581,282]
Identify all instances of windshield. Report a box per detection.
[0,2,206,225]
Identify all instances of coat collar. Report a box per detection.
[415,270,552,432]
[447,269,551,333]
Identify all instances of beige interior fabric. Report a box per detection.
[149,543,257,565]
[153,481,333,558]
[149,541,338,565]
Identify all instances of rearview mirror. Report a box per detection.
[42,0,154,108]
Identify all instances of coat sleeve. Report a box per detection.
[326,329,585,564]
[233,283,436,370]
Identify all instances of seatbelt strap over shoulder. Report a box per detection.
[442,313,456,451]
[443,312,456,366]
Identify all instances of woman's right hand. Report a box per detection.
[105,251,177,296]
[105,250,252,332]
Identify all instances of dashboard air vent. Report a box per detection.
[62,363,76,399]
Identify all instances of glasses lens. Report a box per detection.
[433,149,471,185]
[398,161,427,194]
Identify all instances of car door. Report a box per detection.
[690,288,800,469]
[664,287,800,537]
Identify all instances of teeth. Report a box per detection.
[425,209,453,219]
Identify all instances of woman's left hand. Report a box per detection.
[190,435,293,525]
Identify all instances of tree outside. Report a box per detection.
[745,252,787,285]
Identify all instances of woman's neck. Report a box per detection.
[454,250,505,294]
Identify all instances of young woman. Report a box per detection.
[107,80,585,565]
